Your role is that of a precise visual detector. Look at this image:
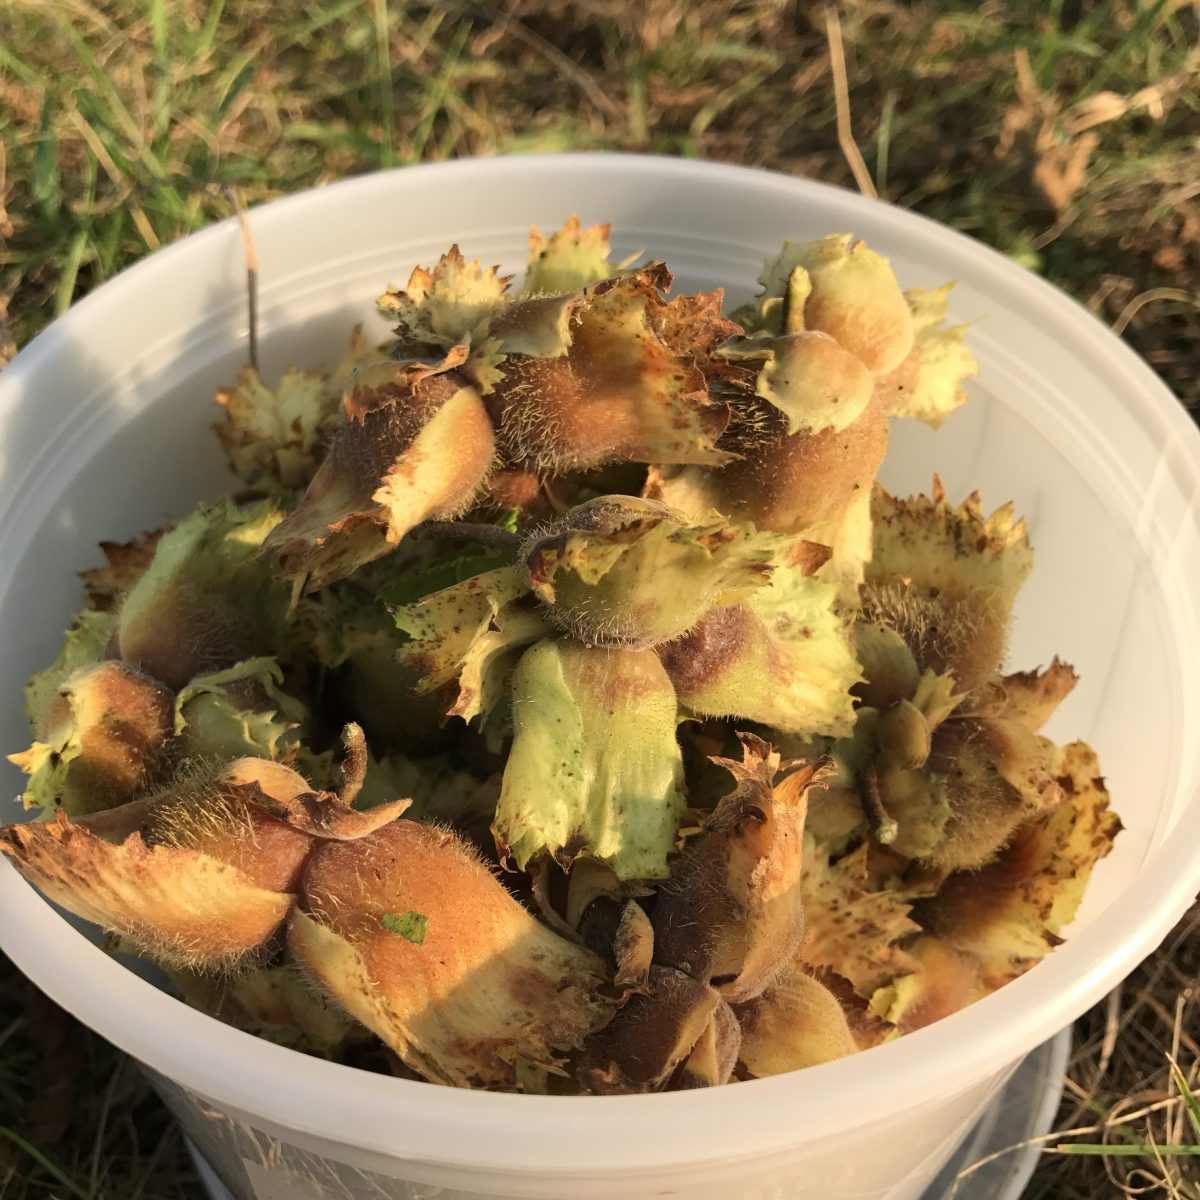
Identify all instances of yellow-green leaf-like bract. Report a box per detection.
[493,640,685,881]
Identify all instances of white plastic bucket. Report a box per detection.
[1,155,1197,1200]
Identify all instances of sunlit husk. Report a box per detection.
[915,741,1120,964]
[868,742,1119,1032]
[0,811,294,968]
[264,369,496,591]
[524,216,615,295]
[719,330,875,437]
[0,753,407,968]
[864,480,1033,691]
[493,639,685,881]
[10,661,173,814]
[734,234,915,375]
[290,820,610,1089]
[487,269,736,472]
[884,286,977,427]
[523,496,778,649]
[658,546,859,738]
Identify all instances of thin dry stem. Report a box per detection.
[824,8,877,200]
[227,186,260,373]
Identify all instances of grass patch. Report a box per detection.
[0,1,1197,400]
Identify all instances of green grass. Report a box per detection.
[1,1,1197,400]
[0,2,1198,1197]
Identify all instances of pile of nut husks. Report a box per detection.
[2,218,1119,1093]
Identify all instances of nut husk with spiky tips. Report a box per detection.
[289,819,611,1089]
[921,713,1064,872]
[820,651,1076,870]
[377,233,744,479]
[486,267,738,474]
[6,216,1121,1094]
[379,246,512,360]
[798,837,921,998]
[828,722,1118,1038]
[263,365,497,593]
[653,736,829,1003]
[647,232,919,584]
[647,385,891,592]
[895,665,1068,868]
[650,241,976,591]
[377,239,582,393]
[800,480,1064,869]
[80,529,165,613]
[522,495,779,649]
[523,215,616,295]
[911,741,1120,969]
[863,480,1033,693]
[214,326,378,492]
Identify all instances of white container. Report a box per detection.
[185,1030,1075,1200]
[1,156,1197,1200]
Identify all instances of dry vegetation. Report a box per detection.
[0,1,1197,1197]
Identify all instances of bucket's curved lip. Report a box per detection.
[2,153,1199,1176]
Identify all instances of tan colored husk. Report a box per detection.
[486,269,736,472]
[264,369,496,591]
[736,964,860,1076]
[799,838,920,997]
[0,812,293,968]
[79,529,165,612]
[672,999,742,1088]
[653,735,829,1003]
[9,660,173,815]
[291,820,611,1089]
